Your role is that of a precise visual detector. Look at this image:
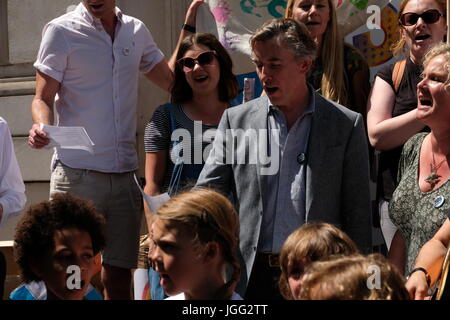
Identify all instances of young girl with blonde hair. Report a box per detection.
[149,188,241,300]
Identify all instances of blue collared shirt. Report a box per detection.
[258,87,315,253]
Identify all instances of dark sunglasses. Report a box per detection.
[177,51,216,72]
[399,9,444,26]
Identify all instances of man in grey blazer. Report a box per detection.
[196,18,372,299]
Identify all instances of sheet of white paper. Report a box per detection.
[133,174,170,214]
[40,123,95,154]
[133,268,150,300]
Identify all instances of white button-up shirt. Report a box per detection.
[0,117,26,227]
[34,3,165,172]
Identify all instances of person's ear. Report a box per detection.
[202,241,220,263]
[297,57,313,74]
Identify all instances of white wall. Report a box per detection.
[7,0,78,64]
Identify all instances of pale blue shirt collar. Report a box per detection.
[267,84,316,119]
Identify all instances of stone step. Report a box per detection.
[13,137,53,181]
[0,63,35,79]
[0,77,35,97]
[0,95,34,136]
[0,76,35,83]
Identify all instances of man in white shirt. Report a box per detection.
[0,117,26,299]
[28,0,173,299]
[0,117,26,227]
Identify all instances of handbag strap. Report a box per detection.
[166,104,184,196]
[166,103,178,145]
[392,59,406,94]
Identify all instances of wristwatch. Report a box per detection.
[407,267,431,287]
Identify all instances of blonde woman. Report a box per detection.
[285,0,370,119]
[149,188,241,300]
[367,0,446,260]
[389,43,450,276]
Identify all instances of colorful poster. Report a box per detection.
[344,0,402,78]
[197,0,402,101]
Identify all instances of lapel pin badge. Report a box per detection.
[434,195,445,208]
[297,153,306,165]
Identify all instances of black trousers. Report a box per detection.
[244,253,284,300]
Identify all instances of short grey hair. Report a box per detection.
[423,42,450,84]
[250,18,317,61]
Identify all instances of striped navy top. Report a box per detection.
[144,103,218,192]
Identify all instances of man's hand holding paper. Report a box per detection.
[28,123,51,149]
[38,123,95,154]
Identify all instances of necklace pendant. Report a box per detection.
[425,164,442,189]
[425,172,440,188]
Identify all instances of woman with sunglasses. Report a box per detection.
[367,0,446,274]
[143,32,239,299]
[144,31,238,201]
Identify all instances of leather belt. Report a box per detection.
[255,252,280,268]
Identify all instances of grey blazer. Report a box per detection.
[196,93,372,294]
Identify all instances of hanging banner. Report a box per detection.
[197,0,402,102]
